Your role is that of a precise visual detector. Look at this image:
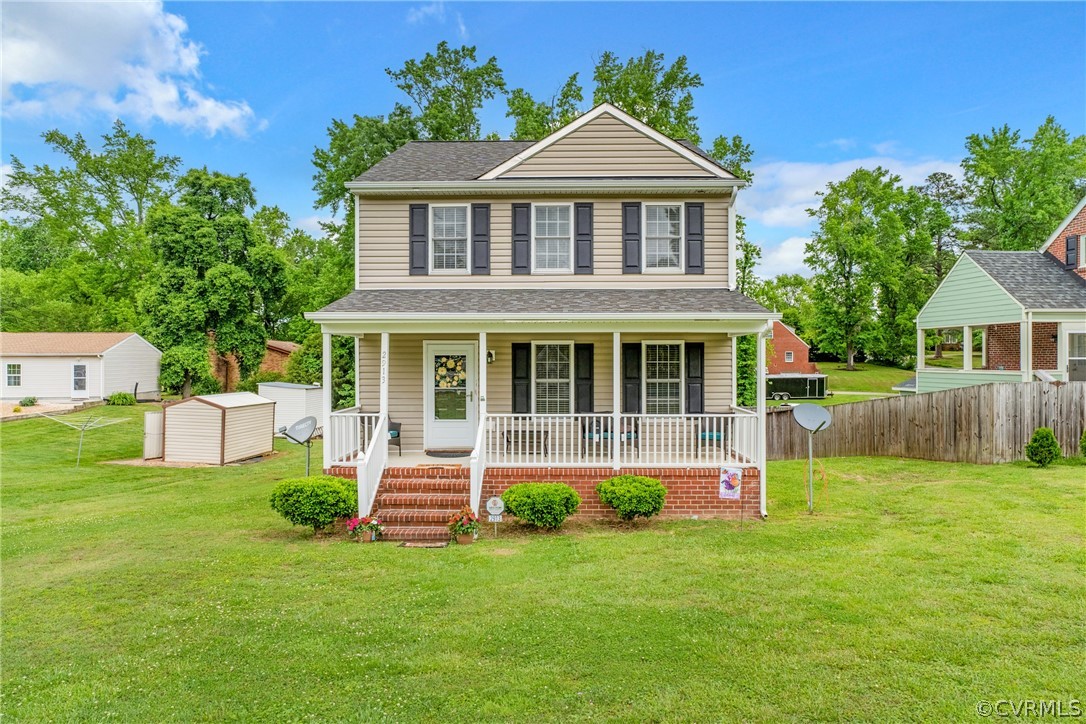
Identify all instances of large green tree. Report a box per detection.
[507,74,584,141]
[592,51,702,143]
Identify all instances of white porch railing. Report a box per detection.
[469,420,486,514]
[357,414,388,516]
[327,407,380,467]
[483,410,759,468]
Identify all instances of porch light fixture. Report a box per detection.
[487,350,496,364]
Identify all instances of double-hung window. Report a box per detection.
[6,364,21,387]
[532,342,573,414]
[533,204,572,273]
[785,351,794,363]
[644,343,682,415]
[431,205,469,272]
[644,204,682,271]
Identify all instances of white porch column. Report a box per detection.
[963,326,972,371]
[379,332,389,415]
[916,328,925,370]
[478,331,488,420]
[322,331,332,469]
[612,331,621,470]
[757,327,768,518]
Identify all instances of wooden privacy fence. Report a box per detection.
[766,382,1086,464]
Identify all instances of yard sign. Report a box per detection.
[719,467,742,500]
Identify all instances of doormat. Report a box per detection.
[400,541,449,548]
[426,450,471,458]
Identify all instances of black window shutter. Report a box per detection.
[512,203,531,274]
[409,204,428,275]
[685,203,705,274]
[622,202,642,274]
[471,204,490,275]
[511,343,531,413]
[621,343,642,413]
[685,342,705,414]
[574,344,594,413]
[574,203,593,274]
[1068,235,1079,269]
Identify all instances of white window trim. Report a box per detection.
[6,363,21,387]
[641,340,685,415]
[785,351,794,363]
[530,203,575,275]
[429,203,471,275]
[530,341,575,415]
[642,202,685,274]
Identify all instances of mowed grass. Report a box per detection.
[823,361,915,393]
[768,392,888,408]
[3,405,1084,721]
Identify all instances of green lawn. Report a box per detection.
[3,405,1084,721]
[822,361,915,393]
[769,392,891,408]
[924,350,985,369]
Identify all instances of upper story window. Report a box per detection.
[533,204,573,273]
[431,205,469,272]
[785,351,794,363]
[644,204,682,271]
[644,342,682,414]
[6,364,21,387]
[533,342,573,414]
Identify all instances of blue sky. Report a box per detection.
[3,1,1083,276]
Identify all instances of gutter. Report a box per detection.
[346,178,746,194]
[305,310,782,323]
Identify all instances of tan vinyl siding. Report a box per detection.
[358,333,733,451]
[357,198,728,288]
[499,113,715,178]
[222,405,275,463]
[164,401,222,464]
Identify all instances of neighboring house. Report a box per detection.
[915,198,1086,394]
[0,332,161,402]
[211,339,301,391]
[766,321,826,400]
[261,340,300,375]
[306,103,778,538]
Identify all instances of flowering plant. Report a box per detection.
[347,516,384,539]
[447,506,479,535]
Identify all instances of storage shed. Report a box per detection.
[163,392,275,465]
[257,382,324,434]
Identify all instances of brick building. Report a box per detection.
[768,321,818,375]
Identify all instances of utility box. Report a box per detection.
[258,382,324,434]
[143,410,163,459]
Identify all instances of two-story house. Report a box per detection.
[307,104,779,539]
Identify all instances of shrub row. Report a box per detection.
[106,391,137,406]
[499,475,670,530]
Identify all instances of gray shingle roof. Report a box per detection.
[965,251,1086,310]
[316,288,772,317]
[354,141,534,182]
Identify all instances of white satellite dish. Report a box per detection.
[792,404,832,514]
[279,416,318,475]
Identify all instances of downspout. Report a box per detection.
[757,323,769,519]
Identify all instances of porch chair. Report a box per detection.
[581,417,613,457]
[697,414,728,459]
[388,418,402,456]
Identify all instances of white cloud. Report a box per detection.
[824,138,857,151]
[296,215,335,236]
[740,156,961,230]
[0,163,11,191]
[406,1,468,39]
[757,236,811,278]
[2,2,259,136]
[871,140,901,155]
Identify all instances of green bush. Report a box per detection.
[270,476,357,533]
[237,370,284,393]
[106,391,137,406]
[596,475,668,521]
[501,483,581,530]
[1025,427,1061,468]
[1080,428,1086,458]
[18,396,37,407]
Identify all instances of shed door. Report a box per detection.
[72,363,89,399]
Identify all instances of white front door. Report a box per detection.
[72,363,89,399]
[423,342,478,449]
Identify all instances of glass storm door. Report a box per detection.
[1069,333,1086,382]
[424,342,477,449]
[72,363,89,399]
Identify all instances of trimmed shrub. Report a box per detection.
[1025,427,1061,468]
[501,483,581,530]
[106,391,137,406]
[237,370,284,393]
[1080,428,1086,458]
[270,475,357,533]
[19,396,37,407]
[12,406,22,413]
[596,475,667,521]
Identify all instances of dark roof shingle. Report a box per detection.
[965,251,1086,310]
[353,141,533,183]
[316,288,772,317]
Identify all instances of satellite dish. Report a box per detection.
[793,404,831,433]
[284,416,318,444]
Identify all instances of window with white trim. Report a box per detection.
[6,364,21,387]
[533,204,572,272]
[644,343,682,414]
[785,351,794,363]
[645,204,682,270]
[532,342,572,414]
[431,205,468,271]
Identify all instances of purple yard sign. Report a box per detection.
[719,468,742,500]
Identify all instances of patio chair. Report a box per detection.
[697,415,728,458]
[388,418,402,456]
[581,417,613,457]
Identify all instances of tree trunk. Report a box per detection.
[933,329,943,360]
[846,346,856,371]
[182,372,193,399]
